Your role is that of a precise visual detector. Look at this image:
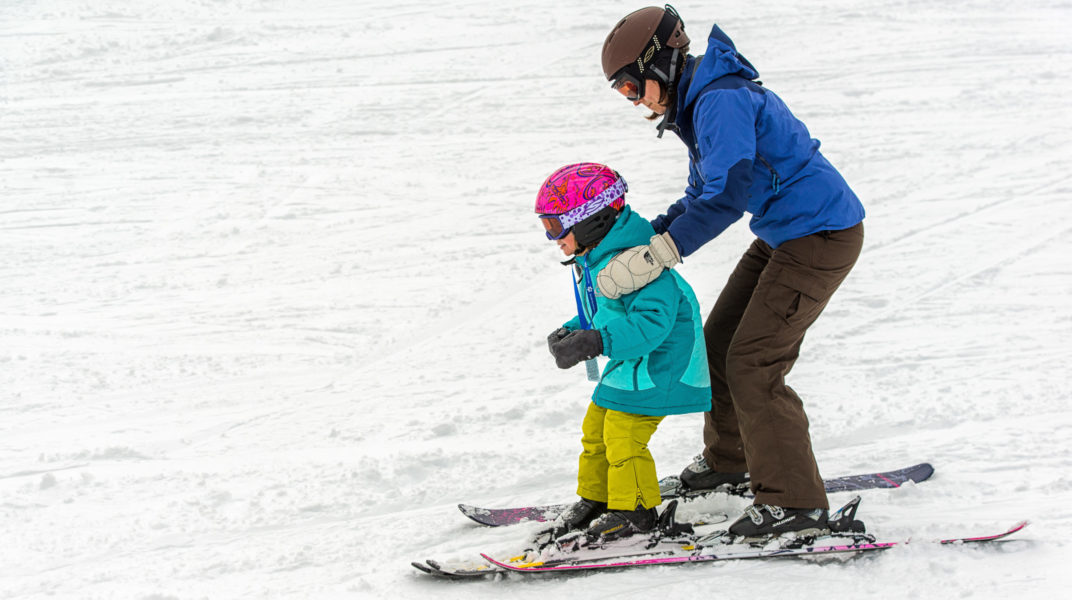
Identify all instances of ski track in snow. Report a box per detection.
[1,0,1070,598]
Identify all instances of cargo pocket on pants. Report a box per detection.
[762,268,828,328]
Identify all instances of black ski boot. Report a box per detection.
[679,454,750,494]
[586,505,658,542]
[538,497,606,542]
[727,504,830,543]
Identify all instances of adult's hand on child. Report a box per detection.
[596,232,681,299]
[549,329,603,369]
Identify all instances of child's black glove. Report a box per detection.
[547,327,572,353]
[549,329,603,369]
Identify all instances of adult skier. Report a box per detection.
[598,5,866,539]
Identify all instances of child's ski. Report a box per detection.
[459,462,933,527]
[478,520,1027,574]
[410,558,495,579]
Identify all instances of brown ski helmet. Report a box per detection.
[601,5,690,84]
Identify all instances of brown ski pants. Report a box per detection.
[702,222,864,509]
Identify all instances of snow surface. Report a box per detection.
[2,0,1071,598]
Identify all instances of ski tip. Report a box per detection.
[457,503,488,520]
[945,520,1030,545]
[411,561,436,575]
[911,462,935,482]
[414,558,497,579]
[458,503,498,518]
[457,503,505,527]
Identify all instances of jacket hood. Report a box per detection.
[681,23,760,109]
[585,206,653,265]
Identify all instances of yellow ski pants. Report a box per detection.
[576,402,665,511]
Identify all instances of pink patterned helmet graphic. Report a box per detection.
[535,163,627,217]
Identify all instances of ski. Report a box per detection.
[479,520,1028,574]
[415,496,1025,579]
[459,462,934,527]
[410,558,495,579]
[417,498,731,579]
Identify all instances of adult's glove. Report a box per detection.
[596,232,681,300]
[549,329,603,370]
[546,327,572,354]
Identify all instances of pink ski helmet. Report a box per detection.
[535,163,627,243]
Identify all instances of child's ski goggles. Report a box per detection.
[538,177,627,240]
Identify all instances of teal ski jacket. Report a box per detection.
[563,206,711,417]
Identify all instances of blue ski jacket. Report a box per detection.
[563,206,711,417]
[650,23,865,256]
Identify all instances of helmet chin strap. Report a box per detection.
[653,48,681,138]
[559,206,621,263]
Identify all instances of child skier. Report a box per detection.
[535,162,711,541]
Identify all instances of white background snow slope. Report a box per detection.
[2,0,1071,598]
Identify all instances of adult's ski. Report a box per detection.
[459,462,933,527]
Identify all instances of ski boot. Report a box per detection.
[531,497,606,550]
[679,454,750,495]
[586,505,658,543]
[723,503,830,548]
[722,496,872,548]
[547,501,694,555]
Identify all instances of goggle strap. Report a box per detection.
[633,9,682,75]
[557,178,626,230]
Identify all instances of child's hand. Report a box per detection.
[547,327,572,353]
[549,330,603,369]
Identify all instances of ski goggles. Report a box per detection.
[538,177,628,240]
[611,72,644,102]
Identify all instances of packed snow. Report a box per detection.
[2,0,1070,598]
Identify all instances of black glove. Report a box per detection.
[547,327,572,354]
[549,329,603,370]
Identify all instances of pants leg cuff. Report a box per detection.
[705,450,747,473]
[577,486,608,503]
[752,492,829,510]
[607,495,640,511]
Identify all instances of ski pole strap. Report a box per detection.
[572,257,599,328]
[582,259,599,320]
[579,258,601,382]
[572,270,590,330]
